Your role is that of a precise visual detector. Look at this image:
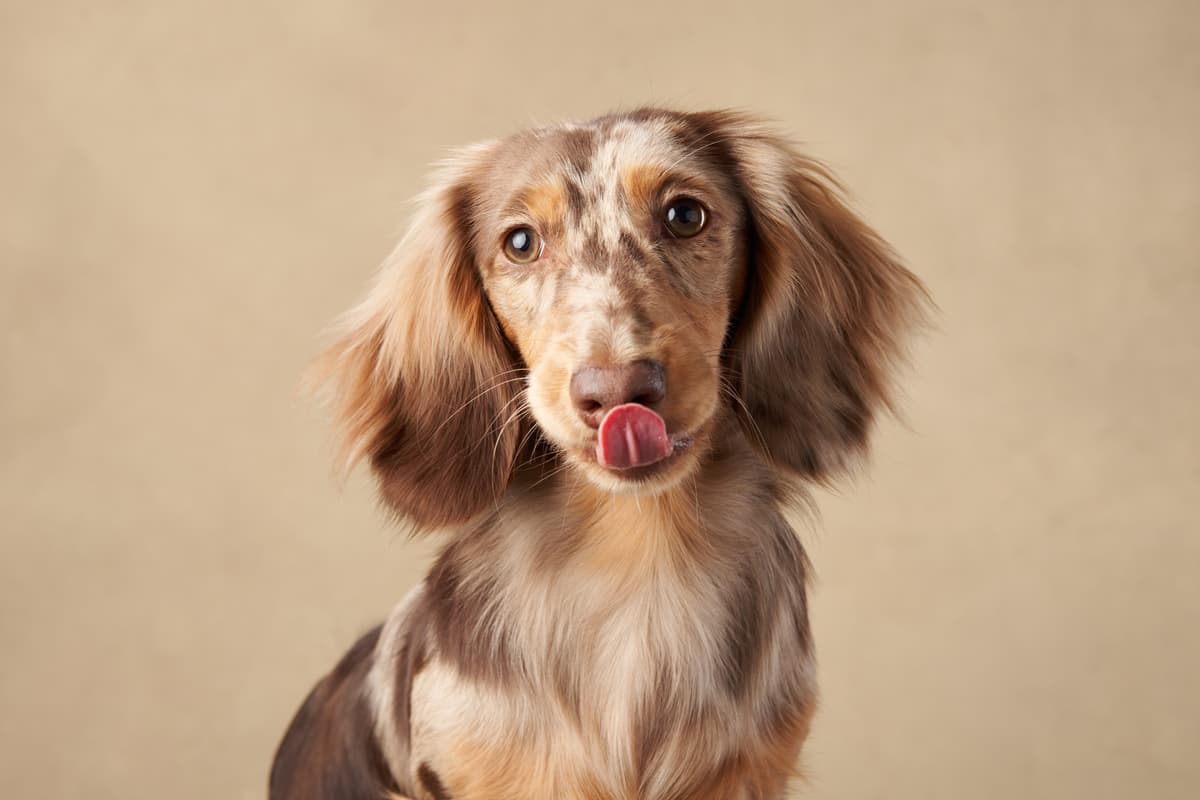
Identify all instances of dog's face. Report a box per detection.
[316,109,926,527]
[471,120,747,492]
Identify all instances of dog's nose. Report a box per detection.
[569,360,666,429]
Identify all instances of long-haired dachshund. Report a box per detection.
[270,108,927,800]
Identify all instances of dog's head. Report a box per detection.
[314,109,927,528]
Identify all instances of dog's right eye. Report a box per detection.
[503,227,543,264]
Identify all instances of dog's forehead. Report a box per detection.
[479,115,709,221]
[579,118,685,171]
[532,116,687,180]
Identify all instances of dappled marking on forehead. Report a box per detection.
[562,177,587,222]
[560,120,678,252]
[553,123,597,176]
[592,122,726,211]
[588,118,690,176]
[491,113,732,283]
[618,229,646,264]
[502,116,699,217]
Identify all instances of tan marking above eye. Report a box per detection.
[621,164,666,208]
[521,181,566,223]
[665,197,706,238]
[503,227,543,264]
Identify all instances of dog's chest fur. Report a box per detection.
[385,447,816,799]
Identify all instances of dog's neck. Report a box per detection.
[491,415,795,585]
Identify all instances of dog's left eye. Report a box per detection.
[664,198,706,238]
[503,227,543,264]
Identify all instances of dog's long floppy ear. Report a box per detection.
[693,111,930,481]
[311,142,520,529]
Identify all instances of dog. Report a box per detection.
[269,107,927,800]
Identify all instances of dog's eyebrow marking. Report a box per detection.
[515,181,566,227]
[417,761,452,800]
[620,164,666,208]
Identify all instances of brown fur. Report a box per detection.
[309,156,522,529]
[273,107,928,799]
[270,626,399,800]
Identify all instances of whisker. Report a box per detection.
[514,416,542,458]
[484,388,530,433]
[719,375,771,456]
[429,371,529,438]
[526,460,576,492]
[440,393,528,467]
[490,398,531,468]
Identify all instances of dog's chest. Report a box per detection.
[405,495,815,799]
[561,570,719,707]
[409,565,760,799]
[520,565,750,792]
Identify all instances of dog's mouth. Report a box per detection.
[576,403,696,480]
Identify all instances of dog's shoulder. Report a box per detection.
[269,624,399,800]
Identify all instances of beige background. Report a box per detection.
[3,1,1198,798]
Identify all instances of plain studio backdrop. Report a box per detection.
[2,1,1197,798]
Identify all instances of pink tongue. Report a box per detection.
[596,403,672,470]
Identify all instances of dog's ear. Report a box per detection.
[692,111,929,481]
[311,143,520,529]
